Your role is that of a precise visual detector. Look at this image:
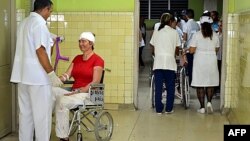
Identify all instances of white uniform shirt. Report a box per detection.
[154,22,160,31]
[10,12,52,85]
[180,19,186,31]
[183,19,200,48]
[176,26,183,44]
[150,25,181,71]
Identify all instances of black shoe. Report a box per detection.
[60,138,69,141]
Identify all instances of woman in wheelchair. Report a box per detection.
[52,32,104,141]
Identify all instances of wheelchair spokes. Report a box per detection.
[94,111,113,141]
[179,67,190,109]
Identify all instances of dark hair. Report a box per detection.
[211,10,219,22]
[186,9,194,19]
[181,9,187,16]
[201,22,213,40]
[33,0,53,12]
[158,13,175,31]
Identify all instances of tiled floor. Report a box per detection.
[0,63,229,141]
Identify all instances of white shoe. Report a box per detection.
[165,110,174,114]
[207,102,213,114]
[197,108,205,114]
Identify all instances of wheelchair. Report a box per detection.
[63,70,114,141]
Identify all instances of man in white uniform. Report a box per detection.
[182,9,200,86]
[10,0,62,141]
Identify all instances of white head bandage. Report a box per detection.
[200,16,213,24]
[79,32,95,43]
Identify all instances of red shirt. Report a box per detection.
[71,53,104,89]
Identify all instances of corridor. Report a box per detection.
[1,62,229,141]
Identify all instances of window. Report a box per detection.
[140,0,188,19]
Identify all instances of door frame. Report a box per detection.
[10,0,17,132]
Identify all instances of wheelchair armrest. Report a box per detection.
[63,80,74,84]
[63,81,104,89]
[90,83,105,88]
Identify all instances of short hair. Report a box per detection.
[181,9,187,16]
[33,0,53,12]
[186,9,194,19]
[211,11,219,17]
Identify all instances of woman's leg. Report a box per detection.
[154,70,164,113]
[206,87,214,102]
[139,46,145,66]
[165,70,176,112]
[186,53,193,86]
[55,93,88,139]
[55,96,71,139]
[52,87,70,112]
[196,87,205,109]
[206,87,214,113]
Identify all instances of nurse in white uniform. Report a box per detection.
[150,13,181,114]
[189,15,220,114]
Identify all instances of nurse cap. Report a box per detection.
[79,32,95,43]
[200,16,213,24]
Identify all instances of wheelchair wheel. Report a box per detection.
[184,75,190,108]
[149,66,152,86]
[94,111,113,141]
[150,75,155,108]
[180,68,187,109]
[149,55,154,86]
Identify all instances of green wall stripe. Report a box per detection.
[54,0,134,12]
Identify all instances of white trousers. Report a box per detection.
[18,83,52,141]
[52,87,90,138]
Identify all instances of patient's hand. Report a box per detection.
[64,91,77,96]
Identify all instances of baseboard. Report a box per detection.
[104,103,136,110]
